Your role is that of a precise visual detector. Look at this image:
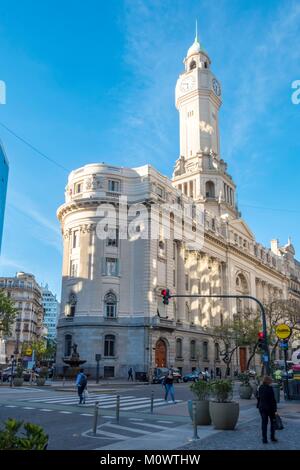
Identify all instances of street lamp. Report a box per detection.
[10,355,16,388]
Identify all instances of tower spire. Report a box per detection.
[195,19,198,42]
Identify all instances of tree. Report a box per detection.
[265,299,300,361]
[208,310,261,375]
[0,289,17,337]
[21,338,56,362]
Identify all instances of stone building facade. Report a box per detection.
[0,272,44,363]
[56,34,300,379]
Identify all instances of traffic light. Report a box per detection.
[161,288,171,305]
[258,332,266,351]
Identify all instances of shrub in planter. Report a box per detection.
[209,379,239,430]
[36,367,48,386]
[0,418,48,450]
[238,373,253,399]
[188,380,211,425]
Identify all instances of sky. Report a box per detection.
[0,0,299,300]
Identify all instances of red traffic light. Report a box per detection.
[161,288,171,305]
[258,332,264,339]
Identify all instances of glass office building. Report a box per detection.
[0,141,8,254]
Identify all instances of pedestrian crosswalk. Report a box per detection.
[22,393,182,411]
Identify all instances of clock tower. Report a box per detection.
[173,30,238,219]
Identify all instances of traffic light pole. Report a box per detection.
[167,293,271,375]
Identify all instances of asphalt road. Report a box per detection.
[0,383,191,449]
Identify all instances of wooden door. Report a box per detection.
[239,347,247,372]
[155,340,167,367]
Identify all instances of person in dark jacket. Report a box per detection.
[257,375,278,443]
[163,368,176,403]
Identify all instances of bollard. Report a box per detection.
[192,400,199,440]
[116,395,120,423]
[63,376,65,387]
[150,390,154,414]
[93,401,99,436]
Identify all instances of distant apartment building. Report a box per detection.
[0,272,44,363]
[41,284,60,341]
[0,140,9,254]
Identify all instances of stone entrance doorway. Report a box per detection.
[155,339,167,367]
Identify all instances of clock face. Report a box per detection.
[212,78,221,96]
[180,76,195,92]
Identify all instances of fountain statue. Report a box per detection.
[62,343,86,378]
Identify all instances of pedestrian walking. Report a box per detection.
[76,368,88,405]
[257,375,278,444]
[163,368,176,403]
[128,367,134,381]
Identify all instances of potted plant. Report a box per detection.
[13,364,24,387]
[238,372,253,399]
[36,367,48,386]
[209,379,239,430]
[0,418,48,450]
[188,380,211,425]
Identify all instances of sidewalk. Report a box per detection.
[178,399,300,451]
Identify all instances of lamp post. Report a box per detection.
[95,354,101,384]
[10,355,16,387]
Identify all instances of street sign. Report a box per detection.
[95,354,101,362]
[275,324,291,339]
[263,355,269,362]
[279,340,289,350]
[25,348,32,356]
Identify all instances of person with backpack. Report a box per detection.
[76,368,87,404]
[163,368,176,403]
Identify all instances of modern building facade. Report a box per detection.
[41,284,60,341]
[0,140,9,254]
[56,34,300,378]
[0,272,44,363]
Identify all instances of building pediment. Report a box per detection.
[229,218,255,241]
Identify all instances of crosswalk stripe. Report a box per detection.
[130,422,170,430]
[94,429,128,440]
[104,423,153,435]
[121,400,181,411]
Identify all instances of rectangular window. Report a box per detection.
[74,182,82,194]
[73,230,79,249]
[108,180,120,192]
[173,270,176,287]
[156,186,164,198]
[70,260,78,277]
[107,228,119,247]
[185,274,189,291]
[106,258,118,276]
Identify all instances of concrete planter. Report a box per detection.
[188,399,211,425]
[36,378,46,386]
[239,384,253,399]
[209,401,239,430]
[13,378,24,387]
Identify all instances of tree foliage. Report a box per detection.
[0,289,17,337]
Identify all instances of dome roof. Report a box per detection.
[187,38,201,57]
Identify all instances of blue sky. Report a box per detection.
[0,0,299,299]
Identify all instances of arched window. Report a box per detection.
[203,341,208,361]
[104,335,115,357]
[205,181,215,198]
[190,340,196,360]
[64,334,72,356]
[104,291,117,318]
[176,338,183,358]
[215,342,220,361]
[190,60,196,70]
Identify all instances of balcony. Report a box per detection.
[152,316,175,331]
